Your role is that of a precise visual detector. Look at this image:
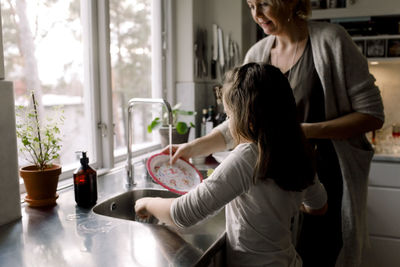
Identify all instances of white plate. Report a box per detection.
[212,151,231,163]
[147,153,203,195]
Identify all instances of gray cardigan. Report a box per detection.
[217,21,384,267]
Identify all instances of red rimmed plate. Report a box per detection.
[146,153,203,195]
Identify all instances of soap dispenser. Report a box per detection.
[73,151,97,207]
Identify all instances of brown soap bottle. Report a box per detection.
[73,151,97,207]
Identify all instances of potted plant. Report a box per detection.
[15,91,64,208]
[147,103,196,147]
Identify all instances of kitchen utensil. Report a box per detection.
[211,24,218,79]
[217,27,225,73]
[147,153,203,195]
[200,29,208,77]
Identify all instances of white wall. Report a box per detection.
[0,81,21,226]
[0,6,4,80]
[369,62,400,140]
[173,0,256,137]
[174,0,256,83]
[0,6,22,225]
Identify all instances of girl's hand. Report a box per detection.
[135,197,153,219]
[160,143,195,164]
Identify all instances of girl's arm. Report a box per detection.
[135,197,176,225]
[301,112,383,140]
[161,128,228,164]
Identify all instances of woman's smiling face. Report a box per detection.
[246,0,289,35]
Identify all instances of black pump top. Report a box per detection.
[79,151,89,166]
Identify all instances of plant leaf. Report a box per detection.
[176,122,188,134]
[147,117,161,133]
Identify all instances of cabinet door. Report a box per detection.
[369,162,400,188]
[367,187,400,237]
[361,236,400,267]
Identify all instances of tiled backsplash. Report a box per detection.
[369,61,400,155]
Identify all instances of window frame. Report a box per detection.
[73,0,170,174]
[0,0,170,192]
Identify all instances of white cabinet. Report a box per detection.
[362,237,400,267]
[361,161,400,267]
[311,0,400,19]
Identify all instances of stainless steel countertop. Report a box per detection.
[373,154,400,163]
[0,165,226,267]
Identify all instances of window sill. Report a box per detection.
[19,142,162,202]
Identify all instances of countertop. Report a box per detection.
[0,164,226,267]
[373,154,400,163]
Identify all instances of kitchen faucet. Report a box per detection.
[125,98,173,187]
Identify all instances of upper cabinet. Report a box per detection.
[311,0,400,19]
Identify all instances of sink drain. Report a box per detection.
[110,202,117,211]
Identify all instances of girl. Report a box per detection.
[135,63,327,267]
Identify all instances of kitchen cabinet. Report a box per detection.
[361,161,400,267]
[311,0,400,19]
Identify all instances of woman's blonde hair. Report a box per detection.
[271,0,311,20]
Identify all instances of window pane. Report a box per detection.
[1,0,94,169]
[109,0,158,157]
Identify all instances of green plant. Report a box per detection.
[15,91,65,171]
[147,103,196,135]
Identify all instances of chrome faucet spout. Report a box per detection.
[126,98,172,188]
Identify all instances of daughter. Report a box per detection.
[135,63,327,267]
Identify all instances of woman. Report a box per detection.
[166,0,384,266]
[136,63,327,266]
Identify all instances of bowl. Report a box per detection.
[146,153,203,195]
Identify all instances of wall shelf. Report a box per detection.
[368,58,400,64]
[311,0,400,20]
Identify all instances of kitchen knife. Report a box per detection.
[211,24,218,79]
[218,27,225,73]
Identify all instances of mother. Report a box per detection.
[167,0,384,266]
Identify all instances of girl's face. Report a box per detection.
[246,0,289,35]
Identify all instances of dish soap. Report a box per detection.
[73,151,97,207]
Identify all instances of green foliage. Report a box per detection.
[15,92,65,171]
[147,103,196,135]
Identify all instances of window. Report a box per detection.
[109,0,159,158]
[1,0,166,182]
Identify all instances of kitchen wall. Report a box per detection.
[173,0,256,138]
[173,0,400,141]
[369,62,400,150]
[0,9,22,225]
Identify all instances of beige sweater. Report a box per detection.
[216,21,384,267]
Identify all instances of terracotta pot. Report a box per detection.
[19,164,62,208]
[159,127,190,148]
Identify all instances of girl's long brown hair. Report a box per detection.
[223,63,315,191]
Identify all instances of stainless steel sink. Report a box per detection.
[93,188,179,224]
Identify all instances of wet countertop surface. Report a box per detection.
[0,164,225,267]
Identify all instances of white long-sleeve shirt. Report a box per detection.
[171,143,327,266]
